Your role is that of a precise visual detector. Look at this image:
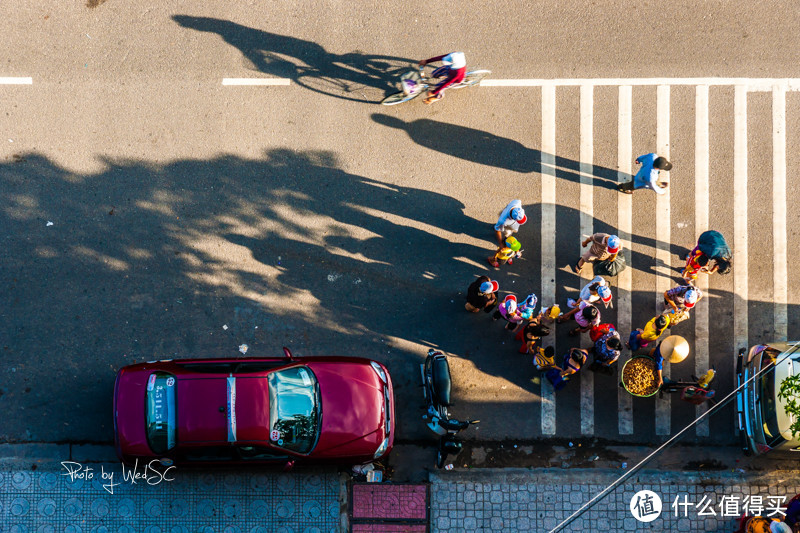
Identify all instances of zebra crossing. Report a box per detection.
[488,78,800,439]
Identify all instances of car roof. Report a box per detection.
[177,374,272,445]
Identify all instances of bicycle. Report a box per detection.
[380,66,491,106]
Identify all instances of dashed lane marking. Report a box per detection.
[0,77,32,84]
[222,78,291,86]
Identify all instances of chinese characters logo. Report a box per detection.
[630,490,663,522]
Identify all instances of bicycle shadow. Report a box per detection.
[371,114,621,189]
[172,15,411,103]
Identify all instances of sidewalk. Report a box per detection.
[0,452,343,532]
[2,443,799,532]
[429,468,800,533]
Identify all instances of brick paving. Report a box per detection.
[0,465,341,532]
[428,469,800,533]
[350,484,429,532]
[2,459,799,532]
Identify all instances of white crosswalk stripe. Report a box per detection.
[773,86,788,343]
[540,85,557,436]
[694,84,711,437]
[616,86,634,436]
[655,85,672,436]
[579,84,595,436]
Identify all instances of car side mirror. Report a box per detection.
[283,460,295,472]
[283,347,294,360]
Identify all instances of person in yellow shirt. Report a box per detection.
[626,314,670,352]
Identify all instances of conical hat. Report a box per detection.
[660,335,690,363]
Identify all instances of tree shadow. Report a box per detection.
[172,15,411,103]
[0,149,778,449]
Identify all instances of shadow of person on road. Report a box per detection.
[172,15,411,103]
[371,113,622,189]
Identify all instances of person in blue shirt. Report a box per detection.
[618,153,672,194]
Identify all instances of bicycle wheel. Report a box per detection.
[381,90,421,106]
[453,69,491,89]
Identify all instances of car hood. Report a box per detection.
[309,362,386,457]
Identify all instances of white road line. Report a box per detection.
[655,85,672,436]
[773,86,788,342]
[0,77,32,84]
[733,86,749,369]
[221,78,291,86]
[481,78,800,90]
[541,85,557,436]
[694,85,711,437]
[617,86,634,436]
[579,84,595,436]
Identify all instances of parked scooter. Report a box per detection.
[421,349,479,468]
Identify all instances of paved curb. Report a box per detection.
[428,468,800,533]
[430,467,800,485]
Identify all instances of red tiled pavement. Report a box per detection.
[351,484,428,520]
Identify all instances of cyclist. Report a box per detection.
[418,52,466,104]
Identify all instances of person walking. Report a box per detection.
[516,322,550,354]
[493,294,525,331]
[560,347,589,379]
[566,302,601,336]
[487,236,523,268]
[627,314,670,351]
[465,276,499,313]
[493,199,527,247]
[559,276,613,321]
[618,153,672,194]
[592,329,622,367]
[544,347,589,391]
[682,231,732,283]
[663,284,702,325]
[663,284,702,314]
[573,233,620,274]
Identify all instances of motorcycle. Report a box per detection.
[659,368,717,405]
[420,349,479,468]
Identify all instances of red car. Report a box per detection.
[113,348,394,467]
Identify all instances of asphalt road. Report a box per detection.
[2,1,800,451]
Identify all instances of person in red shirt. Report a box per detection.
[418,52,467,104]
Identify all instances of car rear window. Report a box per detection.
[146,372,177,454]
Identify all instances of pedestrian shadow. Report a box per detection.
[172,15,410,103]
[371,113,622,189]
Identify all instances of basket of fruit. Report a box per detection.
[621,356,659,397]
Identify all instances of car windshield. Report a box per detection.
[268,366,320,454]
[758,353,786,447]
[145,372,177,454]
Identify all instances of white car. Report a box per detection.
[736,342,800,455]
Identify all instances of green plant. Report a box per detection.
[777,374,800,440]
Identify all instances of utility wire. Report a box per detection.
[548,344,798,533]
